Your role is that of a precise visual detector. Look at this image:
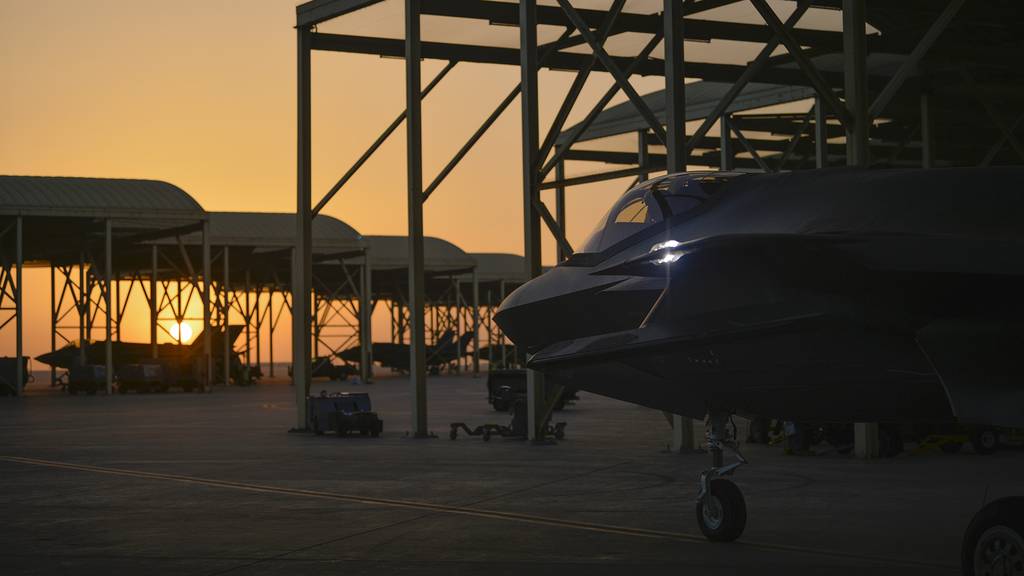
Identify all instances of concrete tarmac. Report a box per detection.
[2,373,1021,575]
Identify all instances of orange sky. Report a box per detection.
[0,1,823,359]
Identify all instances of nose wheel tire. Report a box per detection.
[963,498,1024,576]
[973,525,1024,576]
[971,428,999,455]
[696,479,746,542]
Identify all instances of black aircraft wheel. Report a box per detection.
[696,479,747,542]
[449,429,457,440]
[963,499,1024,576]
[482,431,491,442]
[971,428,999,455]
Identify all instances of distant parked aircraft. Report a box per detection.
[337,329,476,374]
[37,326,247,390]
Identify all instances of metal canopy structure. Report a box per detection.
[363,235,475,278]
[295,0,1024,449]
[360,235,478,375]
[554,2,1024,184]
[0,175,210,396]
[559,79,815,144]
[163,212,371,385]
[462,252,530,370]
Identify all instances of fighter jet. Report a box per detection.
[494,167,1024,542]
[37,326,247,390]
[337,329,476,374]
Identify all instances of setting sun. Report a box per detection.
[168,322,194,344]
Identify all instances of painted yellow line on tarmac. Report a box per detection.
[0,455,956,570]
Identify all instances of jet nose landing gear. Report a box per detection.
[696,412,748,542]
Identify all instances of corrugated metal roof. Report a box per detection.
[208,212,363,251]
[465,253,530,284]
[561,54,907,144]
[0,175,205,220]
[366,235,476,273]
[160,211,365,255]
[559,80,815,144]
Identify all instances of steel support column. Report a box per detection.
[104,219,113,394]
[150,246,158,358]
[844,0,876,457]
[638,129,649,181]
[471,268,480,376]
[15,217,23,395]
[254,287,262,377]
[921,90,933,169]
[520,0,546,441]
[78,252,86,366]
[719,114,734,170]
[49,263,56,388]
[223,247,231,386]
[406,0,429,437]
[202,220,211,390]
[245,270,252,367]
[664,0,686,172]
[664,0,693,446]
[359,253,373,383]
[294,24,313,429]
[843,0,869,167]
[815,95,828,168]
[268,291,276,377]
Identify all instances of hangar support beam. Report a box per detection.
[104,219,113,394]
[520,0,546,442]
[360,253,373,383]
[294,24,313,430]
[842,0,878,458]
[223,247,231,386]
[406,0,429,438]
[665,0,696,452]
[15,217,23,396]
[843,0,868,168]
[663,0,685,172]
[202,220,211,391]
[815,95,828,169]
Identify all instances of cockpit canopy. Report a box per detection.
[579,172,746,254]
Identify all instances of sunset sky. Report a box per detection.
[0,0,821,359]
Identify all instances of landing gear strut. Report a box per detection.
[696,412,748,542]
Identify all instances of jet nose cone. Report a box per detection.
[35,350,65,368]
[494,274,553,349]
